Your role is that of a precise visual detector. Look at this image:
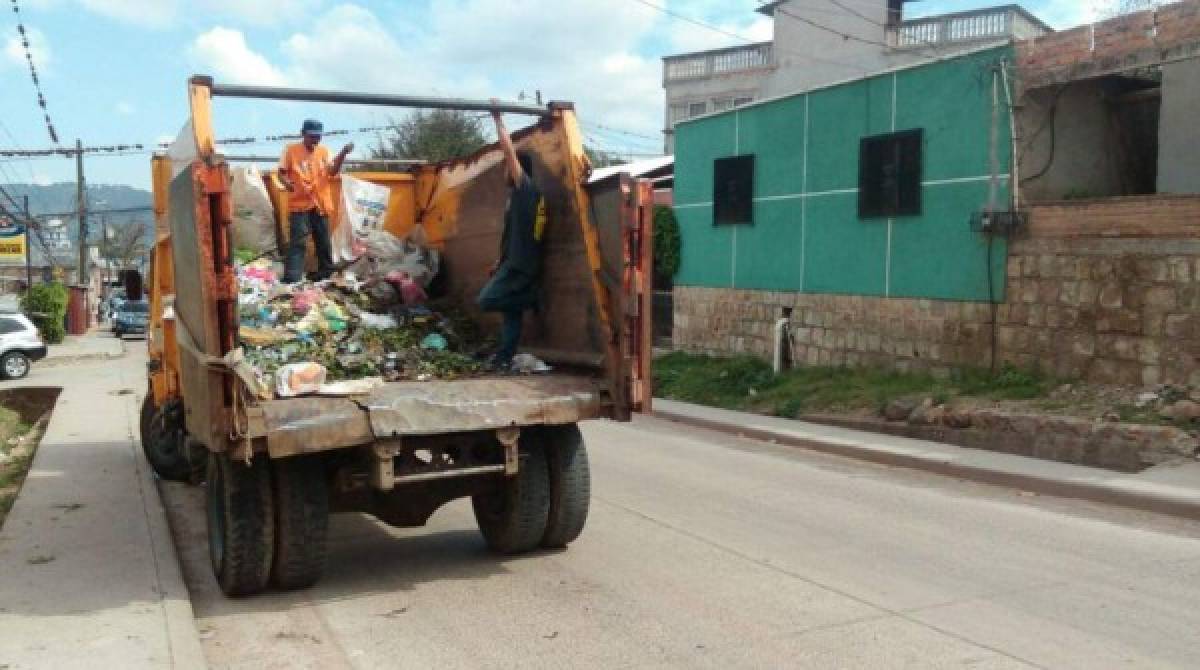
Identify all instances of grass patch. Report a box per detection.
[0,389,59,529]
[654,352,1057,418]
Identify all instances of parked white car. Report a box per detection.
[0,313,47,379]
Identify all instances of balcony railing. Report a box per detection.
[896,7,1029,49]
[664,42,774,84]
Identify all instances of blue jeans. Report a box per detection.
[477,265,538,364]
[284,209,333,283]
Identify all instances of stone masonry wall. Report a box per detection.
[673,196,1200,387]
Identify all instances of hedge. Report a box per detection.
[20,282,68,344]
[653,205,681,280]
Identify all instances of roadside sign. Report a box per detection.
[0,215,27,263]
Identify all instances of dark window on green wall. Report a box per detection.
[714,155,754,225]
[859,129,922,218]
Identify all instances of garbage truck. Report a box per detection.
[140,76,653,596]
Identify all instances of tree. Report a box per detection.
[372,110,488,163]
[584,146,629,169]
[99,219,151,273]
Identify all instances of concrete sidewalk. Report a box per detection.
[0,347,204,668]
[654,398,1200,520]
[44,329,125,364]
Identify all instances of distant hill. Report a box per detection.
[3,182,152,241]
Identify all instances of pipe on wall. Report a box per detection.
[773,317,790,374]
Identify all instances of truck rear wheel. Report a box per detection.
[206,452,274,597]
[140,395,192,482]
[472,441,550,554]
[270,455,329,590]
[540,424,590,548]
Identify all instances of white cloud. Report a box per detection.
[188,27,286,86]
[205,0,326,26]
[71,0,324,28]
[78,0,178,28]
[115,101,135,115]
[181,1,787,153]
[4,26,51,70]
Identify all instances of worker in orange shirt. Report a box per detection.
[278,119,353,283]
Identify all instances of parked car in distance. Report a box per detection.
[107,296,125,326]
[114,299,149,338]
[0,313,47,379]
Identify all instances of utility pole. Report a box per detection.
[75,138,88,286]
[23,195,32,289]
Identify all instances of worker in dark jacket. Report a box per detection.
[477,103,547,369]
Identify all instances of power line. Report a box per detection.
[0,183,58,270]
[580,120,660,144]
[0,122,400,159]
[0,121,37,183]
[628,0,868,74]
[9,0,60,144]
[582,125,661,152]
[823,0,942,54]
[775,6,891,49]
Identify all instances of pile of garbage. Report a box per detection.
[228,169,501,399]
[236,259,488,398]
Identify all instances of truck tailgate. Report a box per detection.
[255,374,605,458]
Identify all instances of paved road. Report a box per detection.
[161,415,1200,669]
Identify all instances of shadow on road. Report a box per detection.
[159,480,514,616]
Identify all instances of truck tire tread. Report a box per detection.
[270,455,329,590]
[541,424,590,548]
[140,395,192,482]
[207,453,274,597]
[472,442,550,554]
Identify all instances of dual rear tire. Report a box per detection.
[205,452,328,597]
[472,424,591,554]
[203,423,590,596]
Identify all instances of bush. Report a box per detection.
[20,282,68,344]
[653,206,681,280]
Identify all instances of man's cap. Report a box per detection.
[301,119,324,136]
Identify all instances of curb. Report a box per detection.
[126,392,208,670]
[654,407,1200,522]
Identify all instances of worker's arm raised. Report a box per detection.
[330,143,354,176]
[491,100,523,185]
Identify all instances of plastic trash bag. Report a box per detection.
[230,166,279,254]
[333,175,392,263]
[276,362,327,397]
[511,353,552,374]
[362,231,441,287]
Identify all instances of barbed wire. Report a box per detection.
[0,118,666,159]
[10,0,59,144]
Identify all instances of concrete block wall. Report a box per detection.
[673,196,1200,387]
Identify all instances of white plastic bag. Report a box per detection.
[361,230,441,286]
[230,166,278,254]
[333,175,392,263]
[275,362,327,398]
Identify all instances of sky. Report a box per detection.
[0,0,1108,191]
